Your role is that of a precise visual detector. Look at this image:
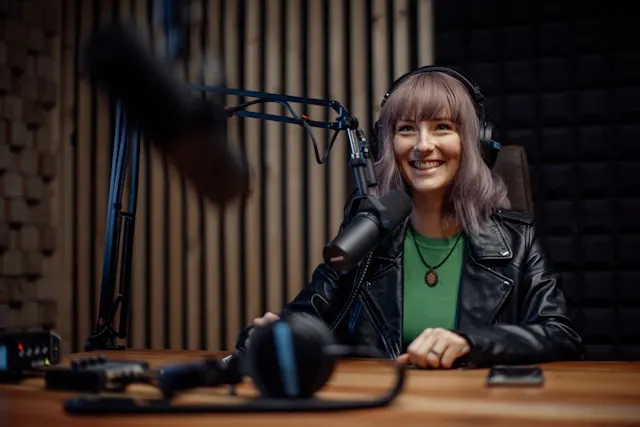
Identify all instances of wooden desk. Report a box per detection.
[1,350,640,427]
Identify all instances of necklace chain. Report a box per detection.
[409,227,462,288]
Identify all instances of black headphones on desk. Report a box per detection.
[371,65,501,169]
[64,313,406,414]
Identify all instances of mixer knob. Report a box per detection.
[70,360,79,370]
[97,355,106,364]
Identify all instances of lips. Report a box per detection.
[409,160,445,170]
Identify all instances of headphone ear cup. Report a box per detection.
[479,121,493,143]
[479,122,500,169]
[245,313,337,399]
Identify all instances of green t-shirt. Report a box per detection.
[402,228,465,346]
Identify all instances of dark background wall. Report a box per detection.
[433,0,640,360]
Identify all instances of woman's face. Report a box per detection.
[392,117,462,198]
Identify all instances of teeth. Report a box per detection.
[412,160,443,170]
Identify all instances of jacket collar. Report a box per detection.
[371,214,513,266]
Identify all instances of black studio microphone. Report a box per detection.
[83,22,250,205]
[323,190,412,275]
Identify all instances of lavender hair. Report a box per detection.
[372,71,510,236]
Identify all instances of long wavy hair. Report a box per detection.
[372,71,510,236]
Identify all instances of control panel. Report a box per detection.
[0,329,61,373]
[45,356,150,393]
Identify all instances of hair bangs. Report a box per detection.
[380,72,471,131]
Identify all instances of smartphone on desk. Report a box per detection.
[485,365,544,388]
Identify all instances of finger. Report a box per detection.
[427,339,449,369]
[411,333,438,368]
[420,329,446,364]
[252,312,280,327]
[407,328,437,368]
[406,328,433,355]
[396,354,411,365]
[263,312,280,323]
[439,345,458,369]
[252,317,267,327]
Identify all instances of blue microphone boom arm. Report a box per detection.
[85,83,377,352]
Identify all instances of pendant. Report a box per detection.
[424,269,438,287]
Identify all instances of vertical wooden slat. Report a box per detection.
[222,0,241,350]
[148,0,166,350]
[328,0,348,236]
[350,0,368,185]
[305,0,326,282]
[204,0,222,350]
[372,0,390,122]
[93,0,113,346]
[393,0,411,79]
[243,0,262,327]
[121,0,140,348]
[129,0,148,350]
[418,0,434,65]
[167,67,183,350]
[265,0,283,313]
[284,0,304,302]
[185,0,204,350]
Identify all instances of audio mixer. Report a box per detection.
[0,329,61,374]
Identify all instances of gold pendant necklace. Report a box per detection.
[410,228,463,288]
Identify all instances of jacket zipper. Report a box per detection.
[361,281,399,359]
[330,254,373,333]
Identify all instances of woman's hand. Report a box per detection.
[252,312,280,328]
[396,328,471,369]
[244,312,280,348]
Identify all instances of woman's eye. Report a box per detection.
[396,125,414,133]
[436,123,452,131]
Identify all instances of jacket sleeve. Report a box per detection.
[234,263,345,351]
[456,224,584,368]
[234,191,362,352]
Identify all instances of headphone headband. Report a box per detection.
[380,65,487,125]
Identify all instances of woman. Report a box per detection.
[236,67,583,369]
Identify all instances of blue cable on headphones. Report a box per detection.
[272,322,301,398]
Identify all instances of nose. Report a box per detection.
[414,126,435,153]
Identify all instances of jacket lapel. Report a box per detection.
[457,216,515,328]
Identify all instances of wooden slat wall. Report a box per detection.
[48,0,435,354]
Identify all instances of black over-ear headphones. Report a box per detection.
[372,65,501,169]
[64,313,406,414]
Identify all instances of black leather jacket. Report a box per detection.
[236,202,584,368]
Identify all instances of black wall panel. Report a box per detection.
[433,0,640,360]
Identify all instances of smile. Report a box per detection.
[409,160,445,170]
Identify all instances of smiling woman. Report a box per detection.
[233,66,584,371]
[374,70,510,238]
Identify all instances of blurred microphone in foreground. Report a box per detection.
[83,22,250,205]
